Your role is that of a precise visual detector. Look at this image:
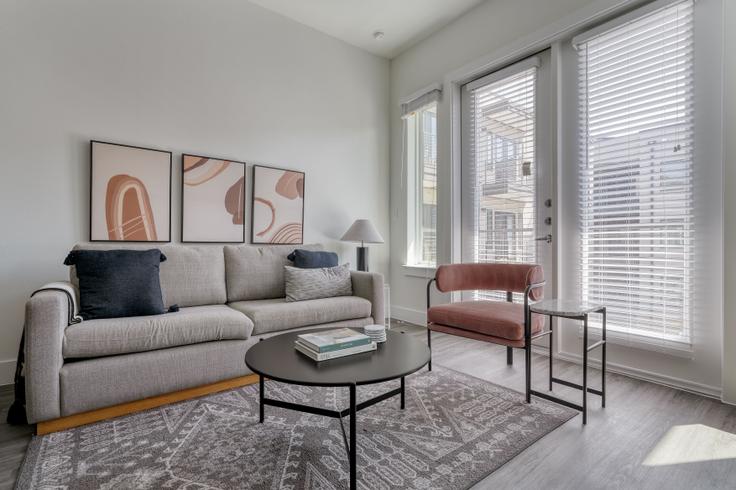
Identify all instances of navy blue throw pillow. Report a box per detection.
[64,249,167,320]
[287,249,338,269]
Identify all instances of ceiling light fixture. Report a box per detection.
[373,31,385,40]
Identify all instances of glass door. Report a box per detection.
[460,50,553,300]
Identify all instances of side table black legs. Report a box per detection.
[602,308,607,408]
[529,302,607,425]
[400,376,405,409]
[548,314,553,391]
[583,314,588,424]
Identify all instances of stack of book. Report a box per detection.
[295,328,376,361]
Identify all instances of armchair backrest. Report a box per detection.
[434,263,544,300]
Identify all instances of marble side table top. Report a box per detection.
[530,299,604,316]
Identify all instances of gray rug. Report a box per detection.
[16,367,575,489]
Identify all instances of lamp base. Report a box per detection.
[356,247,368,272]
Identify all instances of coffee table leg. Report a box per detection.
[400,377,405,409]
[259,375,264,423]
[349,384,357,490]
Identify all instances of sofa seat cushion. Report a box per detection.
[63,305,253,359]
[228,296,372,335]
[427,300,544,341]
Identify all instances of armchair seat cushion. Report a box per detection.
[63,305,253,359]
[427,300,543,341]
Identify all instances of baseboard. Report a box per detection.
[0,359,16,386]
[552,349,722,400]
[36,374,260,435]
[392,305,426,326]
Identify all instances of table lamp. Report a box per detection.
[340,219,384,272]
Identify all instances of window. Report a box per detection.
[576,0,694,343]
[461,57,543,301]
[405,101,438,266]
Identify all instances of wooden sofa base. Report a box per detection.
[36,374,260,435]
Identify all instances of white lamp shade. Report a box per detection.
[340,219,384,244]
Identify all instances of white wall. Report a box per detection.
[390,0,731,398]
[389,0,598,324]
[722,0,736,404]
[0,0,390,385]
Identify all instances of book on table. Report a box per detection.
[295,339,376,361]
[297,328,371,353]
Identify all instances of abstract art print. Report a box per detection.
[251,165,304,244]
[90,141,171,242]
[181,154,245,243]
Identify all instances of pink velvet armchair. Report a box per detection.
[426,263,545,403]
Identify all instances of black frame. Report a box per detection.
[426,277,545,404]
[180,153,246,244]
[528,306,607,425]
[250,164,305,245]
[257,375,406,490]
[90,140,172,243]
[426,277,607,425]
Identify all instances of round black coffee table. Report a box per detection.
[245,328,430,490]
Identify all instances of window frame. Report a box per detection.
[406,102,438,268]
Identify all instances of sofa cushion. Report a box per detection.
[70,244,227,307]
[224,244,322,302]
[158,246,227,307]
[63,305,253,358]
[63,249,167,320]
[287,249,338,268]
[284,264,352,302]
[228,296,371,335]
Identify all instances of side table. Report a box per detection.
[529,299,606,424]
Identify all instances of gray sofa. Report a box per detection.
[24,243,384,424]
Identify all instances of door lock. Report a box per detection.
[535,234,553,244]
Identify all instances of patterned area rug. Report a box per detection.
[16,367,575,489]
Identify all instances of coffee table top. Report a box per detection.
[245,328,430,387]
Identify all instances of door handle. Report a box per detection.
[535,234,552,244]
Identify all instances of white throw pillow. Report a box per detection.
[284,264,353,302]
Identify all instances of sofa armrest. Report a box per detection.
[351,271,384,325]
[24,282,77,423]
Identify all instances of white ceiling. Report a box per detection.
[247,0,488,58]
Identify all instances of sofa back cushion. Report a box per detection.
[284,264,352,302]
[70,244,227,307]
[224,244,322,302]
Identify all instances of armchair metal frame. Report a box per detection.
[426,278,546,403]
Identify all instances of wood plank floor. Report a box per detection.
[1,322,735,489]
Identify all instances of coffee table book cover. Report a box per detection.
[297,328,371,353]
[294,340,377,361]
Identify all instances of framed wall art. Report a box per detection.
[181,154,246,243]
[251,165,305,244]
[90,140,172,242]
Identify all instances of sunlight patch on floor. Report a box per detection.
[643,424,736,466]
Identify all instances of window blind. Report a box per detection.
[464,64,537,300]
[576,0,694,343]
[419,106,438,265]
